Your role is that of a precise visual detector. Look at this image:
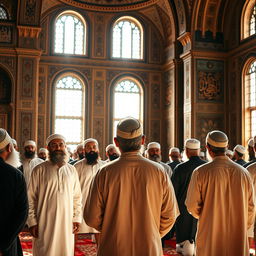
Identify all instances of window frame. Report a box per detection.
[241,0,256,40]
[0,5,8,20]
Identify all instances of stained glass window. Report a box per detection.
[112,17,143,59]
[54,75,85,149]
[113,79,143,136]
[55,12,86,55]
[0,6,8,20]
[250,5,256,36]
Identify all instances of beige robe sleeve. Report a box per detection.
[72,169,83,223]
[185,169,202,219]
[247,177,255,229]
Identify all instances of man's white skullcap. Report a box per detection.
[46,134,66,145]
[11,138,17,146]
[206,130,228,148]
[24,140,36,148]
[234,144,246,155]
[76,143,84,149]
[169,147,180,154]
[116,117,142,139]
[0,128,12,150]
[226,149,233,156]
[83,138,98,146]
[39,148,48,153]
[106,144,115,152]
[248,138,254,147]
[147,142,161,150]
[185,138,200,149]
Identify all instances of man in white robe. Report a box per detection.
[84,117,179,256]
[105,144,120,162]
[27,134,82,256]
[74,138,105,243]
[185,130,255,256]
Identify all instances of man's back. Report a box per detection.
[186,156,255,256]
[85,151,179,256]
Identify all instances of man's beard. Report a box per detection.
[49,149,69,165]
[148,154,161,162]
[78,153,84,160]
[24,151,35,159]
[109,153,119,161]
[6,145,21,168]
[85,151,99,165]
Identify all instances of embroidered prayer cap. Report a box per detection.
[248,138,254,147]
[106,144,115,152]
[234,144,246,155]
[169,147,180,154]
[39,148,48,153]
[116,117,142,139]
[147,142,161,150]
[0,128,12,150]
[206,130,228,148]
[185,138,200,149]
[46,134,66,146]
[24,140,36,148]
[83,138,98,147]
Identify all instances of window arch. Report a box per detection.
[54,74,85,150]
[54,11,86,55]
[112,77,143,136]
[241,0,256,39]
[112,16,143,60]
[0,6,8,20]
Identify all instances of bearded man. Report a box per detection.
[0,128,28,256]
[74,138,105,243]
[27,134,82,256]
[105,144,120,162]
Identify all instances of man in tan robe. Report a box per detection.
[84,117,179,256]
[27,134,82,256]
[74,138,105,243]
[186,130,255,256]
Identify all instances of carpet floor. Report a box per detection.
[20,232,178,256]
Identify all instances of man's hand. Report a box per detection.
[29,225,39,238]
[73,222,80,234]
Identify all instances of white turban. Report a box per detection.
[83,138,98,147]
[226,149,233,156]
[248,138,254,147]
[147,142,161,150]
[39,148,48,153]
[116,117,142,139]
[46,134,66,146]
[11,139,17,147]
[206,130,228,148]
[169,147,180,154]
[185,139,200,149]
[234,145,246,155]
[0,128,12,150]
[24,140,36,148]
[106,144,115,152]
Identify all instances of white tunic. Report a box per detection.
[74,158,105,233]
[27,161,82,256]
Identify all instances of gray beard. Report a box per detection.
[49,149,69,165]
[148,154,161,162]
[6,146,21,168]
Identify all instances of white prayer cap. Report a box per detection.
[147,142,161,150]
[116,117,142,139]
[206,130,228,148]
[106,144,115,152]
[46,134,66,145]
[39,148,48,153]
[249,138,255,147]
[185,138,200,149]
[24,140,36,148]
[234,144,246,155]
[0,128,12,150]
[83,138,98,146]
[169,147,180,154]
[11,138,17,147]
[76,143,84,150]
[226,149,233,156]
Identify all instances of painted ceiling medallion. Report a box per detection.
[59,0,158,11]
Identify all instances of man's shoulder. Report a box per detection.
[247,161,256,173]
[0,160,24,179]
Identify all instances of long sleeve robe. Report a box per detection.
[185,156,255,256]
[27,161,82,256]
[74,158,105,233]
[84,151,179,256]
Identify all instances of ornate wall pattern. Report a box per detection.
[94,14,105,58]
[151,83,160,109]
[38,76,45,104]
[21,58,34,98]
[37,115,45,148]
[0,68,12,103]
[93,118,104,154]
[94,80,104,107]
[150,119,160,142]
[0,56,16,74]
[0,25,12,43]
[20,112,33,145]
[174,0,186,35]
[196,59,224,102]
[0,113,8,129]
[19,0,41,26]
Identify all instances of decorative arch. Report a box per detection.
[0,5,9,20]
[241,0,256,39]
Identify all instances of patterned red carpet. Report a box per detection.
[20,232,178,256]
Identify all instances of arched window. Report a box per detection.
[0,6,8,20]
[112,78,143,136]
[250,5,256,35]
[54,75,85,149]
[112,16,143,59]
[241,1,256,39]
[54,11,86,55]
